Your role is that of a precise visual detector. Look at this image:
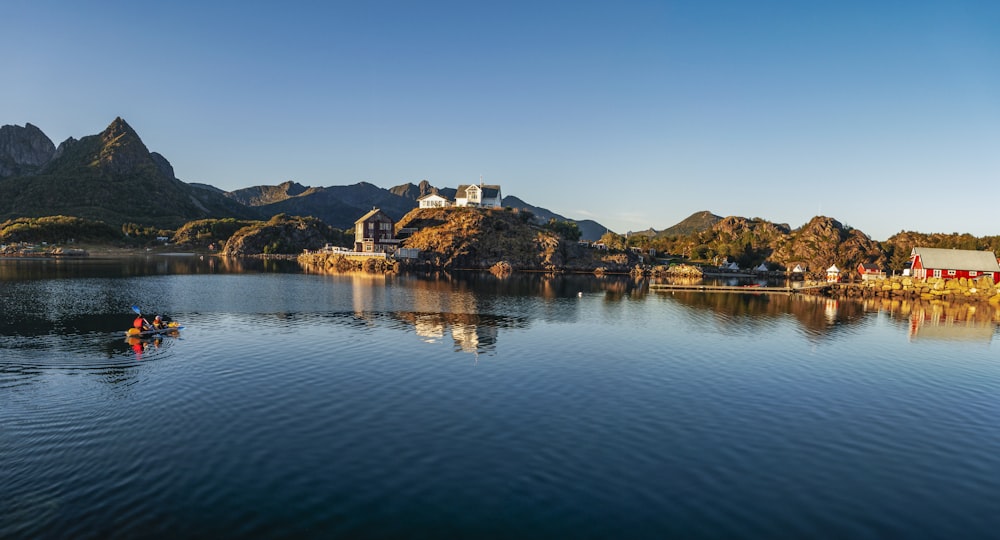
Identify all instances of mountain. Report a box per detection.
[228,181,415,230]
[501,195,608,241]
[0,123,55,177]
[657,211,723,237]
[227,180,310,206]
[389,180,457,201]
[0,118,256,228]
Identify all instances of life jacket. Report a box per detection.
[134,316,145,329]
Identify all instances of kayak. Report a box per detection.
[125,322,183,337]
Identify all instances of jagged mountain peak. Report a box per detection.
[0,122,56,177]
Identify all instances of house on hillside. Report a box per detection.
[354,208,400,253]
[857,262,885,281]
[826,264,841,283]
[418,193,451,208]
[910,247,1000,283]
[455,182,502,208]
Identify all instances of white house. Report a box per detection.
[418,193,451,208]
[455,182,502,208]
[826,264,841,283]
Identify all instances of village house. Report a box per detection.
[454,182,502,208]
[826,264,841,283]
[857,262,885,281]
[909,247,1000,284]
[417,193,451,209]
[353,208,400,253]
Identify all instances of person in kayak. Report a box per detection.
[133,315,149,331]
[152,315,166,330]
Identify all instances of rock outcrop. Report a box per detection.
[0,123,55,177]
[772,216,885,277]
[396,207,639,272]
[222,214,336,256]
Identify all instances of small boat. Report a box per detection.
[125,322,183,337]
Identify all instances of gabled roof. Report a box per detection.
[354,208,392,225]
[859,263,880,271]
[456,184,502,198]
[417,192,449,201]
[911,247,1000,272]
[827,265,840,272]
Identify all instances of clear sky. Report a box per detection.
[4,0,999,240]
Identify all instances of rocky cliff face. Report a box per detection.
[772,216,885,275]
[397,207,638,271]
[95,117,161,177]
[0,123,55,177]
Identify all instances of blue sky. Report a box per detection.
[4,0,999,240]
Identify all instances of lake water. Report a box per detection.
[2,256,999,539]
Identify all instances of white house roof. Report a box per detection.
[417,192,449,201]
[911,247,1000,272]
[827,265,840,272]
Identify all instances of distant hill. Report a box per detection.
[229,181,416,230]
[227,180,310,206]
[657,211,723,237]
[501,195,608,241]
[0,118,256,228]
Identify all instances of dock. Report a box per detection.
[649,283,829,294]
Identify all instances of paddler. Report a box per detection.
[133,315,149,331]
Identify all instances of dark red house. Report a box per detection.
[910,247,1000,284]
[353,208,399,253]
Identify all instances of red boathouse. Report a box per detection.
[910,247,1000,284]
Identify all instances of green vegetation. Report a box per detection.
[223,214,348,256]
[542,219,582,241]
[173,218,261,248]
[0,216,120,244]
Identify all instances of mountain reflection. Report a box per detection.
[656,290,869,339]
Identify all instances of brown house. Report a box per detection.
[353,208,399,253]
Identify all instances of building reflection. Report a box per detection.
[856,297,998,343]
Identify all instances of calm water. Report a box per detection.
[2,256,999,539]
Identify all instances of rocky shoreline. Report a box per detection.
[811,275,1000,304]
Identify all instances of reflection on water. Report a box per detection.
[856,296,1000,343]
[655,290,870,339]
[0,254,299,281]
[5,258,1000,539]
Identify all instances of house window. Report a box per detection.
[947,270,956,276]
[933,269,942,278]
[380,222,392,231]
[970,271,978,277]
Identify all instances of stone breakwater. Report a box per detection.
[820,275,1000,304]
[298,252,399,273]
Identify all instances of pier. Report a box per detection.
[649,283,829,294]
